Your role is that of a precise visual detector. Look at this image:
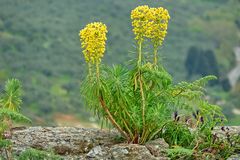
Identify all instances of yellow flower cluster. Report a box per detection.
[131,5,150,42]
[131,5,170,46]
[79,22,107,64]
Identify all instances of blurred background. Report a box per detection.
[0,0,239,126]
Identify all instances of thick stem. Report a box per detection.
[153,45,158,66]
[88,63,92,77]
[95,61,129,141]
[148,122,169,142]
[96,62,100,80]
[139,127,148,144]
[132,131,139,144]
[99,97,129,140]
[136,40,147,144]
[120,104,138,136]
[137,41,142,66]
[122,119,134,139]
[139,74,146,137]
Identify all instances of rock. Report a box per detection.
[145,138,169,159]
[85,142,170,160]
[110,144,159,160]
[53,145,72,155]
[11,127,119,157]
[213,126,240,141]
[227,154,240,160]
[8,126,240,159]
[86,145,109,159]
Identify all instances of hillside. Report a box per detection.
[0,0,239,125]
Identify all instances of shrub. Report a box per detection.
[0,79,31,159]
[79,5,225,146]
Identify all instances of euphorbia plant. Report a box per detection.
[0,79,31,159]
[79,5,225,144]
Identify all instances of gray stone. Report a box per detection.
[87,146,103,158]
[110,143,159,160]
[86,145,111,159]
[145,138,169,159]
[11,127,119,158]
[227,154,240,160]
[7,126,240,160]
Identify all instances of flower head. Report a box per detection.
[131,6,170,46]
[131,5,150,42]
[79,22,107,64]
[147,7,170,47]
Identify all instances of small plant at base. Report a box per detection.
[0,79,31,160]
[167,146,193,160]
[79,5,226,152]
[18,148,63,160]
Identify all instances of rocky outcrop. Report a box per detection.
[227,154,240,160]
[8,126,240,159]
[10,127,170,160]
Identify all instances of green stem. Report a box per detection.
[88,63,92,77]
[148,122,169,142]
[120,103,138,136]
[88,63,93,83]
[137,41,142,66]
[122,119,134,140]
[140,127,149,144]
[96,62,100,81]
[99,97,129,140]
[139,74,146,137]
[153,45,158,66]
[136,40,147,143]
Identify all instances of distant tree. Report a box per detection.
[235,19,240,29]
[185,46,219,85]
[185,46,200,77]
[204,49,219,76]
[221,78,231,91]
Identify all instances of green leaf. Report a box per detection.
[0,79,22,112]
[0,108,31,123]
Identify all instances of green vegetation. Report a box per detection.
[164,120,240,159]
[80,5,240,159]
[0,80,61,159]
[18,148,63,160]
[0,0,239,125]
[0,79,30,159]
[0,1,238,158]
